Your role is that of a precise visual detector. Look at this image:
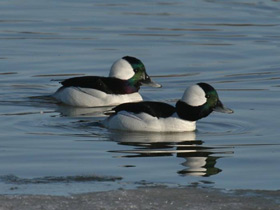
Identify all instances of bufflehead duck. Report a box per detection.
[52,56,161,107]
[102,83,233,132]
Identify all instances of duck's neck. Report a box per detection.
[124,78,141,93]
[175,100,212,121]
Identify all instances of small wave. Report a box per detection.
[198,117,253,136]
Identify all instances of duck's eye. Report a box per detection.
[134,69,138,73]
[206,94,210,99]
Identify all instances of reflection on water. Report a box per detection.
[177,145,223,177]
[108,131,233,177]
[55,106,112,117]
[1,95,111,117]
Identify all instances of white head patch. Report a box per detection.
[181,84,207,106]
[109,58,135,80]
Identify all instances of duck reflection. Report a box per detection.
[55,105,111,117]
[108,131,233,177]
[29,95,112,117]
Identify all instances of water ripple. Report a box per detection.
[0,174,122,184]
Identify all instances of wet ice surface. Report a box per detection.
[1,0,280,201]
[0,188,280,210]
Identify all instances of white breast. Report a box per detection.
[103,112,196,132]
[52,87,143,107]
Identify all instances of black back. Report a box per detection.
[113,101,176,118]
[60,76,139,94]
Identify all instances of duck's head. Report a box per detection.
[109,56,162,88]
[176,83,233,121]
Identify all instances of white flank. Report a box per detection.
[103,112,196,132]
[181,84,207,106]
[53,87,142,107]
[109,58,134,80]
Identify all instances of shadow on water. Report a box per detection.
[107,131,234,177]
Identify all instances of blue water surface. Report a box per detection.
[0,0,280,195]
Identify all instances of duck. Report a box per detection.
[102,83,233,132]
[52,56,161,107]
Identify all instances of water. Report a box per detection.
[0,0,280,195]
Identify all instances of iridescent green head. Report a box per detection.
[109,56,161,88]
[176,83,233,121]
[198,83,233,114]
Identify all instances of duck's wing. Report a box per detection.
[111,101,176,118]
[61,76,118,94]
